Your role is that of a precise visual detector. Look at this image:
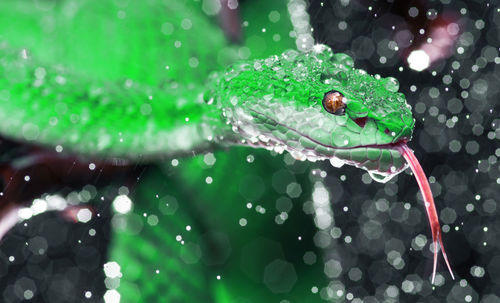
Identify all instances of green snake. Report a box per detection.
[0,0,454,300]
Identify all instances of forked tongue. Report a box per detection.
[396,143,455,284]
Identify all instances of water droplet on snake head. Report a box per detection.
[396,93,405,103]
[332,53,354,68]
[233,62,251,72]
[230,96,238,106]
[384,77,400,92]
[312,44,331,54]
[265,57,276,67]
[273,66,286,79]
[263,94,274,102]
[311,44,333,61]
[320,67,336,82]
[203,91,215,104]
[253,61,262,71]
[333,71,347,82]
[224,70,238,82]
[282,50,299,62]
[356,69,367,75]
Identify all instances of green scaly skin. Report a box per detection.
[0,1,414,181]
[0,0,417,301]
[0,0,229,159]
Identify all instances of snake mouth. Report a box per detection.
[314,139,408,182]
[241,109,408,182]
[350,139,408,150]
[245,129,408,183]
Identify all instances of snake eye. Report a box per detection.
[322,90,347,115]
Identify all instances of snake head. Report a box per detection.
[211,44,415,183]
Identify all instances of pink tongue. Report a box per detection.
[396,143,455,284]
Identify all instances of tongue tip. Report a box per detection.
[439,236,456,281]
[430,238,456,284]
[432,240,438,284]
[397,143,456,284]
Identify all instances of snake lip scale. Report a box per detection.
[250,107,409,151]
[246,108,408,176]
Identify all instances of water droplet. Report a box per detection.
[263,94,274,102]
[368,171,395,183]
[290,151,306,161]
[384,77,400,92]
[274,145,285,154]
[329,157,345,168]
[230,96,238,106]
[333,53,354,67]
[333,71,347,82]
[258,135,269,142]
[282,50,299,61]
[320,69,334,82]
[233,62,251,72]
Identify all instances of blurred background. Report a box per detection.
[0,0,499,302]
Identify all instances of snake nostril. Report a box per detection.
[353,117,367,128]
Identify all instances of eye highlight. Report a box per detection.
[322,90,347,115]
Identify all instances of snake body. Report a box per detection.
[0,0,453,301]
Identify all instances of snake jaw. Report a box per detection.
[226,101,409,183]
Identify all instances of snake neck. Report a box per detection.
[0,45,237,160]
